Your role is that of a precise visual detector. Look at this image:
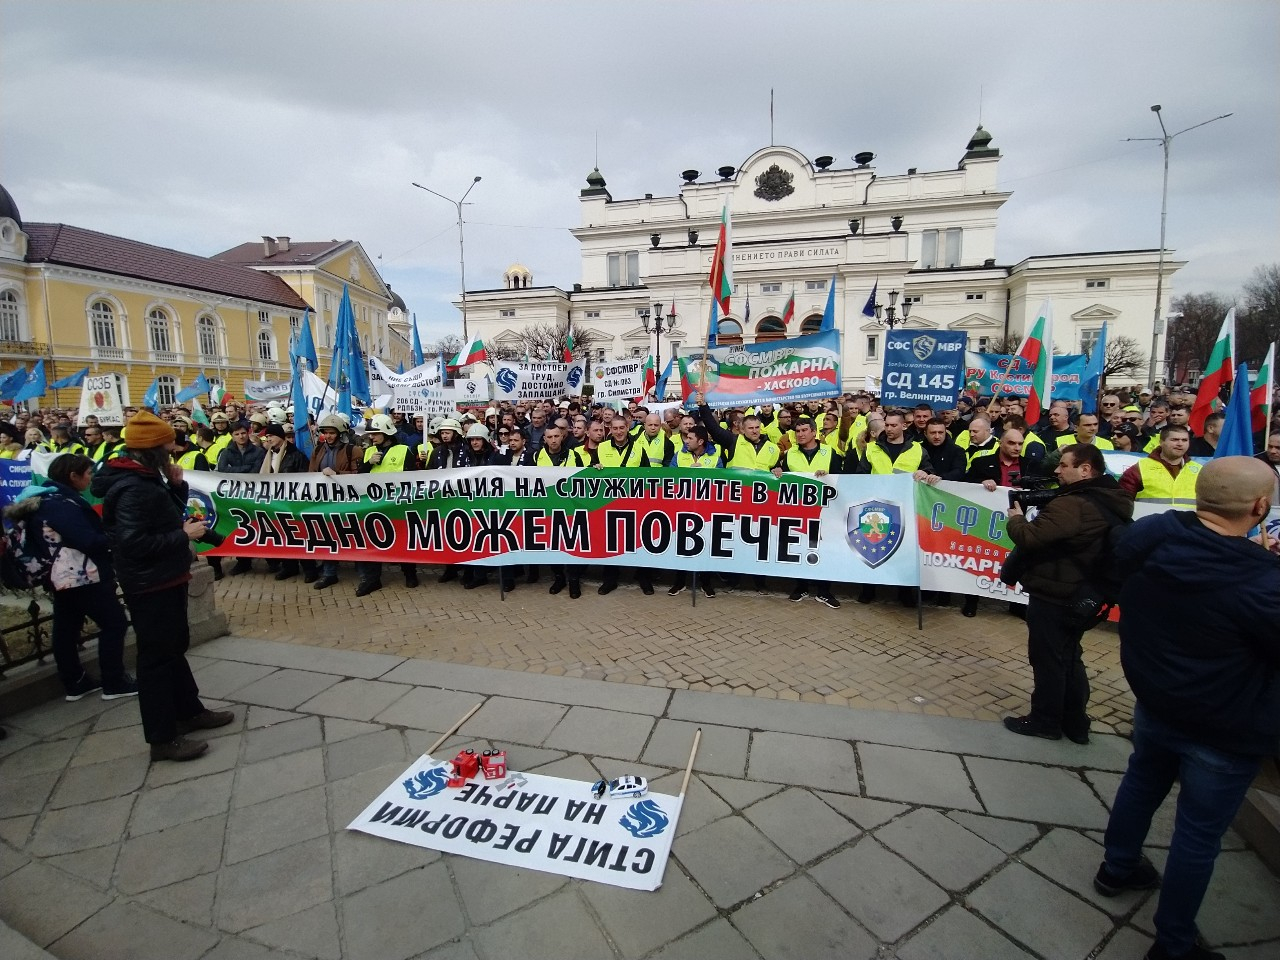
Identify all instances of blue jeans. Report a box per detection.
[1102,703,1261,955]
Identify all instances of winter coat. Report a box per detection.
[1115,509,1280,756]
[1004,475,1134,603]
[216,441,266,473]
[308,441,360,474]
[261,443,310,475]
[4,481,114,590]
[91,460,192,596]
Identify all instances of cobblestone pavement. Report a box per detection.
[2,637,1276,960]
[212,565,1136,735]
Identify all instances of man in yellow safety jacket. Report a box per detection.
[593,416,654,596]
[666,424,723,598]
[536,423,587,598]
[1117,424,1201,507]
[354,413,420,597]
[771,417,842,608]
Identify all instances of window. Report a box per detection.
[635,307,649,317]
[147,309,172,354]
[866,335,879,360]
[799,315,823,335]
[943,228,962,267]
[584,310,600,319]
[0,289,20,341]
[630,347,642,357]
[208,377,224,396]
[257,330,276,362]
[761,282,781,294]
[197,315,220,360]
[607,253,621,287]
[289,314,300,331]
[716,319,744,346]
[258,309,270,325]
[920,230,938,269]
[500,309,516,318]
[755,318,786,343]
[90,300,117,349]
[904,295,923,305]
[595,348,606,362]
[965,292,985,301]
[625,251,640,286]
[288,315,300,354]
[1086,278,1109,289]
[157,375,178,407]
[975,336,990,353]
[668,341,681,356]
[1080,328,1103,356]
[805,280,826,291]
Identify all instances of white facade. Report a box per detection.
[463,127,1184,391]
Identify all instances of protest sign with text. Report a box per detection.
[881,331,967,407]
[367,357,456,416]
[77,374,124,426]
[243,380,292,403]
[492,361,587,402]
[588,359,646,402]
[964,352,1087,401]
[678,330,841,409]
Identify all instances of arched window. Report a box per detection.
[197,315,220,361]
[257,330,276,362]
[156,375,178,407]
[147,308,173,355]
[799,315,824,335]
[90,300,118,349]
[715,318,743,346]
[755,317,787,343]
[0,289,20,342]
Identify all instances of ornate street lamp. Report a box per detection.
[641,301,677,397]
[873,289,911,329]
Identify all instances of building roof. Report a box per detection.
[24,222,310,310]
[0,183,21,226]
[213,239,349,266]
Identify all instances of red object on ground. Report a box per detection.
[481,749,507,780]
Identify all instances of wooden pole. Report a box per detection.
[679,727,702,797]
[424,701,483,757]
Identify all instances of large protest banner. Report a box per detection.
[185,468,921,586]
[77,374,125,426]
[350,755,683,891]
[243,380,292,403]
[0,459,32,508]
[915,481,1027,605]
[881,331,967,407]
[588,359,646,403]
[964,352,1087,401]
[367,358,456,417]
[677,330,841,409]
[493,361,587,402]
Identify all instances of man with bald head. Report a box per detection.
[1094,457,1279,960]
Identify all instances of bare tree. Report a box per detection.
[1102,335,1147,380]
[422,334,464,360]
[1241,263,1280,364]
[487,322,598,362]
[985,335,1022,355]
[1167,292,1236,385]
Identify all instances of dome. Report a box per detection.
[386,283,407,312]
[966,125,993,151]
[0,183,22,227]
[585,168,606,189]
[505,262,531,276]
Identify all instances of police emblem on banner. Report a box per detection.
[185,490,217,529]
[846,499,903,568]
[912,335,937,360]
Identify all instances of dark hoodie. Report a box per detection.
[91,460,192,595]
[1116,510,1280,757]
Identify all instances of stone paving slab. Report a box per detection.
[197,636,406,679]
[0,635,1276,960]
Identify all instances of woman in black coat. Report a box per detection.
[91,411,233,762]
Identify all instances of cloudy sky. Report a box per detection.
[3,1,1276,343]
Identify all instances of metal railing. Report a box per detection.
[0,586,127,678]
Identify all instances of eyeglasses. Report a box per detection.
[1101,401,1119,407]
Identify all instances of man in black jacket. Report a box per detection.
[259,424,314,582]
[1092,457,1279,960]
[914,419,967,483]
[1003,443,1134,743]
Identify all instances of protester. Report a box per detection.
[1094,457,1279,960]
[92,411,233,762]
[356,413,420,596]
[1118,425,1200,507]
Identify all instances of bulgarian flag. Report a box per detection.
[1189,309,1235,436]
[1251,341,1275,433]
[640,355,655,399]
[190,395,210,426]
[1016,300,1054,425]
[781,290,795,326]
[449,337,487,369]
[708,203,733,315]
[209,384,229,407]
[562,329,574,363]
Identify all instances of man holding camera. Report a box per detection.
[1003,444,1134,743]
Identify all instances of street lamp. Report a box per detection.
[641,301,677,397]
[411,176,483,342]
[873,289,911,329]
[1126,105,1231,388]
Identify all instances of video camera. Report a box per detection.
[1007,474,1057,512]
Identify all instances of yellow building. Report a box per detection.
[0,184,410,409]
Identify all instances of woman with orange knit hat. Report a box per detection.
[91,410,233,762]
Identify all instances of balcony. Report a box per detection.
[150,351,180,364]
[91,345,128,361]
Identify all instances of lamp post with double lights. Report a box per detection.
[411,176,482,342]
[873,289,911,329]
[641,301,677,398]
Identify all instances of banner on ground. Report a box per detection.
[492,361,587,402]
[588,359,646,403]
[244,380,292,403]
[184,468,921,586]
[678,330,841,409]
[964,352,1087,402]
[367,358,456,417]
[881,331,967,407]
[77,374,124,427]
[349,754,683,891]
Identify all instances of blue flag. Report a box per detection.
[397,360,405,375]
[292,308,318,372]
[411,314,425,367]
[142,377,160,413]
[654,356,675,399]
[328,286,358,417]
[707,299,719,350]
[861,280,879,319]
[1215,363,1255,458]
[819,273,837,332]
[1079,322,1107,415]
[438,352,449,386]
[0,366,28,397]
[290,357,314,460]
[50,366,89,390]
[13,359,46,403]
[175,372,210,403]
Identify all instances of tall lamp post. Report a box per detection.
[1126,105,1231,388]
[411,176,483,342]
[641,301,677,397]
[872,289,911,329]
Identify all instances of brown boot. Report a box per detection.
[178,709,235,733]
[150,737,209,762]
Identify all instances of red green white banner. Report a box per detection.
[676,330,841,409]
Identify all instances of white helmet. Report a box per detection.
[318,413,346,431]
[267,407,288,424]
[437,417,462,434]
[465,424,490,440]
[368,414,397,436]
[428,417,444,434]
[335,411,352,430]
[266,400,283,410]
